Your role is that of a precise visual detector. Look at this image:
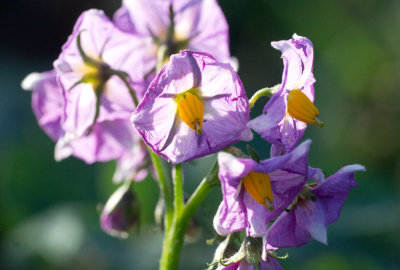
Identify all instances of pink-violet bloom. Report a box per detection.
[248,34,321,156]
[213,140,311,237]
[114,0,230,73]
[22,70,148,181]
[266,164,365,247]
[132,50,252,164]
[54,9,147,137]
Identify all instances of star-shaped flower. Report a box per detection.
[213,140,311,237]
[132,50,252,164]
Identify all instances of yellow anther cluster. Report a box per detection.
[242,171,273,208]
[176,90,204,134]
[287,89,323,127]
[73,62,101,90]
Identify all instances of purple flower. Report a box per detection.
[100,181,140,238]
[114,0,230,73]
[54,9,147,137]
[267,164,365,247]
[22,69,148,178]
[132,50,252,164]
[22,71,64,141]
[248,34,321,155]
[213,140,311,237]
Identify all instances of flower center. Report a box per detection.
[242,171,274,210]
[73,61,112,92]
[175,90,204,134]
[287,89,324,127]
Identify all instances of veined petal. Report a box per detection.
[271,34,314,91]
[179,0,230,61]
[132,93,177,157]
[62,83,97,136]
[162,52,201,95]
[200,60,243,98]
[115,0,230,63]
[133,51,250,163]
[117,0,170,36]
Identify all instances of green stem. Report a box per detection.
[248,84,281,109]
[173,164,184,215]
[182,161,219,221]
[159,160,219,270]
[149,148,173,229]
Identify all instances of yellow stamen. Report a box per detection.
[175,90,204,134]
[73,62,101,89]
[287,89,324,127]
[73,62,97,77]
[242,171,274,209]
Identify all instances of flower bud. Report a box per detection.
[244,237,262,266]
[100,181,140,238]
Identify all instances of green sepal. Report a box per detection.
[86,82,105,135]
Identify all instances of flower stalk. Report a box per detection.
[159,160,219,270]
[248,84,281,109]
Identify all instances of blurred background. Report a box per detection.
[1,0,399,269]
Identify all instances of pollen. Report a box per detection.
[175,90,204,134]
[242,171,274,209]
[287,89,324,127]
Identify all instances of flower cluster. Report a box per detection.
[23,1,364,269]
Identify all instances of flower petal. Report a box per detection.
[313,164,365,224]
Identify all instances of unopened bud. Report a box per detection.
[100,181,139,238]
[244,237,262,266]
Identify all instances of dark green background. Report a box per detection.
[1,0,399,269]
